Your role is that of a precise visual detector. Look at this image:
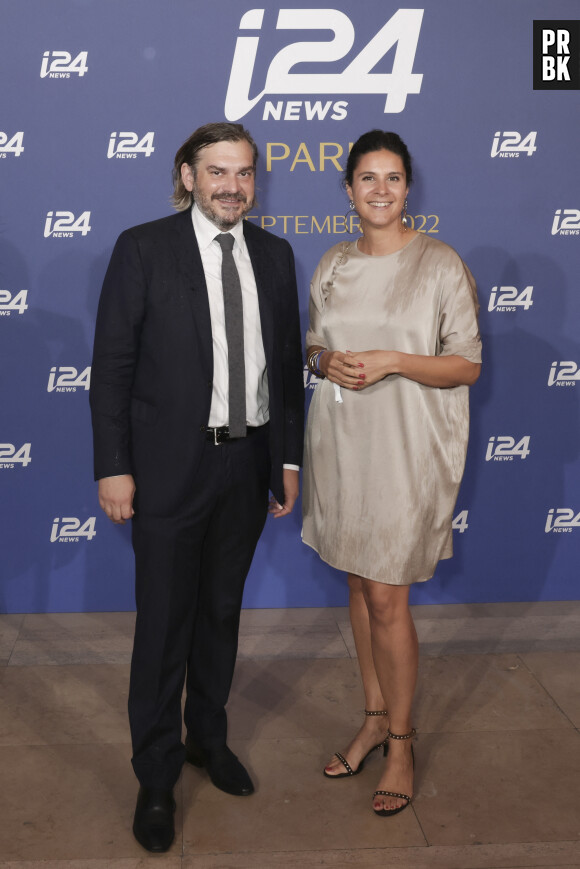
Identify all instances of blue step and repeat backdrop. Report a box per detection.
[1,1,579,613]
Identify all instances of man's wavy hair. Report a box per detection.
[171,122,259,211]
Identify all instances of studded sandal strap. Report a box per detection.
[365,709,389,716]
[333,751,355,776]
[387,728,416,740]
[373,789,412,802]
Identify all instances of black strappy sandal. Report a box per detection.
[373,727,416,816]
[323,710,389,779]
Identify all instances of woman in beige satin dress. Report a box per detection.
[302,131,481,817]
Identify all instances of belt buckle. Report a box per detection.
[214,426,229,445]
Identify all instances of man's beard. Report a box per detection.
[193,187,253,231]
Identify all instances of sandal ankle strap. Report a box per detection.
[364,709,388,716]
[387,728,416,740]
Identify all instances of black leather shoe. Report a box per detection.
[132,786,176,852]
[185,738,254,796]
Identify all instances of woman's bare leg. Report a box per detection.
[324,574,390,775]
[362,579,418,811]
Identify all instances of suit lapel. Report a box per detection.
[170,210,213,376]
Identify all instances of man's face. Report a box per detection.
[181,140,255,230]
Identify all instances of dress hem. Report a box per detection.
[301,536,445,586]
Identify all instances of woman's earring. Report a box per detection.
[342,199,359,233]
[401,198,408,229]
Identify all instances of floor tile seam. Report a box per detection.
[411,805,430,849]
[335,622,353,658]
[5,619,25,667]
[516,653,580,731]
[335,621,358,659]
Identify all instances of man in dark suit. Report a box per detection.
[89,123,304,852]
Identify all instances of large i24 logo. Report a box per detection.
[225,8,423,121]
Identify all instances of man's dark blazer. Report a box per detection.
[90,209,304,516]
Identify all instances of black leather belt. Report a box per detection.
[205,424,266,445]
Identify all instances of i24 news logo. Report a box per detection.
[0,443,31,469]
[488,286,533,312]
[486,436,530,462]
[452,510,469,533]
[51,517,96,542]
[552,209,580,235]
[0,290,28,316]
[545,509,580,533]
[548,361,580,387]
[0,132,24,157]
[40,51,88,78]
[225,8,423,121]
[491,131,537,158]
[44,212,91,238]
[48,367,91,392]
[107,132,155,159]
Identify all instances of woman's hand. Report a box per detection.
[319,350,367,390]
[344,350,400,387]
[346,350,481,388]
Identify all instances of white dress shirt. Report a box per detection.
[192,205,268,428]
[191,206,300,475]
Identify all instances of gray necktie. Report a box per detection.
[215,233,246,438]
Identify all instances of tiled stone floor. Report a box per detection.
[1,602,579,868]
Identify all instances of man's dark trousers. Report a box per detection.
[129,426,271,789]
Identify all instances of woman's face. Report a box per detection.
[346,149,409,233]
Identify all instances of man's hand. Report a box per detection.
[98,474,136,524]
[268,468,299,519]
